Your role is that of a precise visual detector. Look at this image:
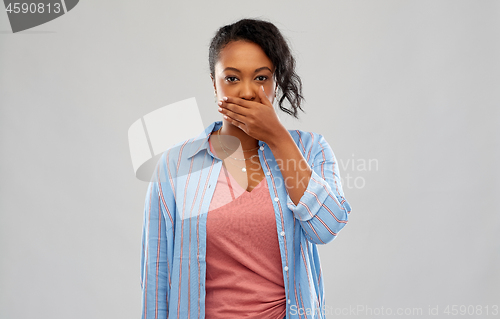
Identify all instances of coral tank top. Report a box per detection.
[205,137,287,319]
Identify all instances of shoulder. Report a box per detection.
[154,136,198,176]
[151,121,218,183]
[162,121,218,165]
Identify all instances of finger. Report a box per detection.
[222,96,254,109]
[258,85,273,107]
[219,105,247,123]
[221,101,248,116]
[222,112,245,130]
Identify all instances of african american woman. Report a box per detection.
[140,18,352,319]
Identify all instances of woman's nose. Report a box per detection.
[239,83,256,101]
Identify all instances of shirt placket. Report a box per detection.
[258,140,293,316]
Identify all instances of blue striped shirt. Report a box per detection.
[140,120,352,319]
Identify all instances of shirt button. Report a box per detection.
[284,266,288,271]
[274,197,279,202]
[259,145,264,151]
[288,299,291,304]
[280,231,285,236]
[266,171,271,176]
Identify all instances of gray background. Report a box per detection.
[1,1,499,318]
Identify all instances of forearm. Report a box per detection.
[267,128,312,205]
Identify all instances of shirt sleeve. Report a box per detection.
[286,133,351,245]
[140,152,176,319]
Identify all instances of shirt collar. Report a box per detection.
[185,120,222,159]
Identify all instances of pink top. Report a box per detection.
[205,137,286,319]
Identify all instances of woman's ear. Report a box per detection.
[210,74,216,92]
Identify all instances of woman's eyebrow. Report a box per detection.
[222,66,273,73]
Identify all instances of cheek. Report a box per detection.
[216,78,230,90]
[267,84,276,97]
[217,82,237,96]
[214,80,225,95]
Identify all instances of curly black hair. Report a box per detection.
[208,18,305,119]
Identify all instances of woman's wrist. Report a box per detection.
[264,124,289,149]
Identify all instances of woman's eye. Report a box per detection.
[225,76,238,82]
[256,75,268,81]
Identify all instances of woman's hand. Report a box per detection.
[217,85,287,145]
[218,85,313,205]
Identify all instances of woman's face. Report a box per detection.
[211,40,277,105]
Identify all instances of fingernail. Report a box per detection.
[223,96,228,101]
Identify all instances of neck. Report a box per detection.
[218,120,259,150]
